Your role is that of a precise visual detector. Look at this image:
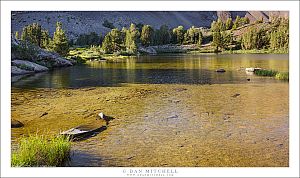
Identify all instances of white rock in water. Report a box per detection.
[245,67,255,72]
[98,112,105,119]
[245,67,262,72]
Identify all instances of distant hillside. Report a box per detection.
[11,11,288,40]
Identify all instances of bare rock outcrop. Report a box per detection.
[11,37,73,75]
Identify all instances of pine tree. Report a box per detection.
[21,27,28,41]
[158,25,171,45]
[241,27,254,50]
[222,31,233,49]
[270,17,289,51]
[52,22,69,56]
[232,16,241,30]
[129,23,140,42]
[101,34,113,53]
[41,30,50,49]
[141,25,154,46]
[20,23,42,47]
[198,31,203,46]
[172,26,185,44]
[185,26,195,44]
[225,18,233,30]
[109,28,122,52]
[212,30,223,52]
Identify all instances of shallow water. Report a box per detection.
[11,54,289,167]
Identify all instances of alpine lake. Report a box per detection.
[11,53,289,167]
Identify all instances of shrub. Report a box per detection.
[11,41,38,60]
[11,135,71,167]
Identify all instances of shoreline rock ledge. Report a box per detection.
[11,37,73,76]
[11,60,49,75]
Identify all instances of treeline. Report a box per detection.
[75,23,204,55]
[15,22,69,56]
[14,15,289,57]
[210,16,289,53]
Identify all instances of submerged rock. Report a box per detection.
[231,93,240,98]
[11,119,24,128]
[40,112,48,117]
[215,68,226,72]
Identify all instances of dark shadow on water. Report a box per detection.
[11,68,247,89]
[68,125,107,142]
[11,54,288,89]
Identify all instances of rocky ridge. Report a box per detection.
[11,11,288,40]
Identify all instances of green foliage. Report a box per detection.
[241,17,250,25]
[241,27,268,50]
[102,19,115,29]
[11,135,71,167]
[68,46,102,61]
[212,30,223,52]
[76,32,101,46]
[211,18,225,32]
[232,16,250,30]
[41,30,51,49]
[15,31,19,40]
[254,69,278,77]
[275,72,289,81]
[153,25,171,45]
[270,17,289,52]
[102,28,123,54]
[124,24,140,54]
[110,28,122,52]
[135,23,144,33]
[198,31,203,46]
[51,22,69,56]
[225,18,233,30]
[101,33,114,54]
[11,40,38,60]
[254,69,288,81]
[184,26,202,44]
[172,26,185,44]
[21,23,49,48]
[222,31,233,49]
[210,19,225,52]
[140,25,154,46]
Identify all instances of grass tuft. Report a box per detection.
[11,135,71,167]
[254,69,289,81]
[254,69,278,77]
[275,72,289,81]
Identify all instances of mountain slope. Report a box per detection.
[11,11,288,40]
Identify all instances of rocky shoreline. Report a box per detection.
[11,37,73,76]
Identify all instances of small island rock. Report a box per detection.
[215,68,226,72]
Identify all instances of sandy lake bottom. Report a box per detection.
[11,82,288,167]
